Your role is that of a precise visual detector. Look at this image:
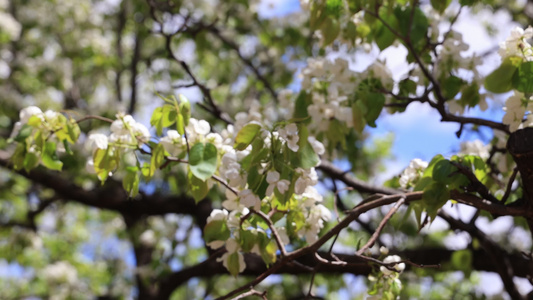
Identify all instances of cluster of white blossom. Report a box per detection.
[380,254,406,276]
[203,121,329,270]
[0,13,21,41]
[0,0,20,41]
[366,247,406,299]
[432,29,487,115]
[159,118,216,158]
[86,113,150,173]
[502,91,533,132]
[458,139,490,160]
[41,261,78,285]
[9,106,68,152]
[10,95,330,276]
[499,26,533,60]
[499,27,533,132]
[399,158,428,189]
[87,114,150,152]
[296,200,331,243]
[298,56,393,137]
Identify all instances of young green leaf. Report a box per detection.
[204,220,230,244]
[512,61,533,93]
[189,142,218,181]
[227,252,241,277]
[234,123,261,151]
[23,151,40,172]
[188,171,209,203]
[485,58,518,93]
[41,141,63,171]
[123,167,140,198]
[14,124,34,143]
[363,92,385,127]
[148,143,166,179]
[179,94,191,127]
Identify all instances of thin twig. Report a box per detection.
[501,167,519,203]
[76,115,114,124]
[251,209,288,257]
[356,197,406,255]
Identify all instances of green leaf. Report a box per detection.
[352,101,367,133]
[239,229,257,252]
[442,75,464,99]
[93,148,118,182]
[513,61,533,93]
[150,107,164,136]
[459,83,480,108]
[451,249,472,277]
[321,17,340,46]
[293,91,311,121]
[423,182,449,221]
[297,140,319,168]
[258,232,277,266]
[399,79,417,96]
[14,124,33,143]
[227,252,241,277]
[485,58,518,93]
[310,2,327,30]
[459,0,478,6]
[189,142,218,181]
[374,10,399,51]
[394,6,428,51]
[179,94,191,127]
[432,159,457,184]
[41,141,63,171]
[363,92,385,127]
[204,220,230,244]
[23,151,40,172]
[66,121,81,144]
[162,105,177,128]
[11,143,26,170]
[430,0,452,13]
[123,167,140,198]
[286,210,305,237]
[148,143,165,179]
[234,123,261,151]
[188,171,209,203]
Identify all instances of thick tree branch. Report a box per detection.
[157,246,532,299]
[0,151,213,227]
[439,211,525,300]
[317,160,399,195]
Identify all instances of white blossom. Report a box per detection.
[459,140,490,160]
[399,158,428,188]
[0,12,21,41]
[160,130,186,157]
[294,168,318,194]
[239,189,261,210]
[380,255,405,276]
[308,136,325,156]
[301,186,323,207]
[366,61,393,88]
[278,123,300,152]
[502,91,529,132]
[205,209,229,249]
[87,133,108,150]
[499,26,533,60]
[139,229,157,247]
[42,261,78,285]
[20,106,43,123]
[217,250,246,274]
[265,171,290,196]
